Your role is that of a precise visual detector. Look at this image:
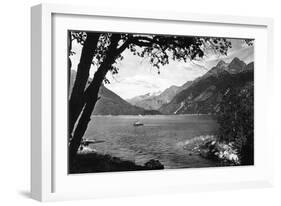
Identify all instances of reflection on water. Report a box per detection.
[84,115,220,169]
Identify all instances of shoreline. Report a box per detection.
[91,113,216,117]
[183,135,242,166]
[69,152,164,174]
[70,133,248,174]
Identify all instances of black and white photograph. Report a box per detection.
[68,31,254,174]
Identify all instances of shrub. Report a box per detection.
[216,83,254,165]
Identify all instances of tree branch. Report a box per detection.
[116,38,132,54]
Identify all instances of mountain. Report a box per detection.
[69,70,160,115]
[159,58,254,114]
[227,57,246,74]
[126,91,162,107]
[127,57,246,111]
[126,81,192,110]
[94,85,149,115]
[244,61,254,71]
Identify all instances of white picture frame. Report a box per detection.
[31,3,274,202]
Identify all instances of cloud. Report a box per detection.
[105,58,209,99]
[106,74,174,99]
[70,37,254,99]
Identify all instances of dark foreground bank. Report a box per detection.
[69,152,164,174]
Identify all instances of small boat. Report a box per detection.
[78,145,97,153]
[133,121,144,127]
[81,139,105,146]
[78,138,105,153]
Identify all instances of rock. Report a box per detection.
[199,149,210,158]
[144,159,164,169]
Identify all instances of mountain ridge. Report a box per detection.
[159,58,254,114]
[127,57,252,112]
[126,81,192,110]
[69,70,161,115]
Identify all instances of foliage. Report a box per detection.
[70,31,233,78]
[183,135,240,165]
[216,83,254,165]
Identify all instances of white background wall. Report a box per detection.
[0,0,280,205]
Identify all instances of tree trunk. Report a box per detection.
[69,34,122,164]
[68,31,72,92]
[68,32,100,138]
[69,69,105,163]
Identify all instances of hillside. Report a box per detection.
[69,70,160,115]
[93,85,161,115]
[159,58,254,114]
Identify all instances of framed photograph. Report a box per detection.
[31,3,274,201]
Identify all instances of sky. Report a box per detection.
[70,36,254,100]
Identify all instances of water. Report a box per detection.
[84,114,220,169]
